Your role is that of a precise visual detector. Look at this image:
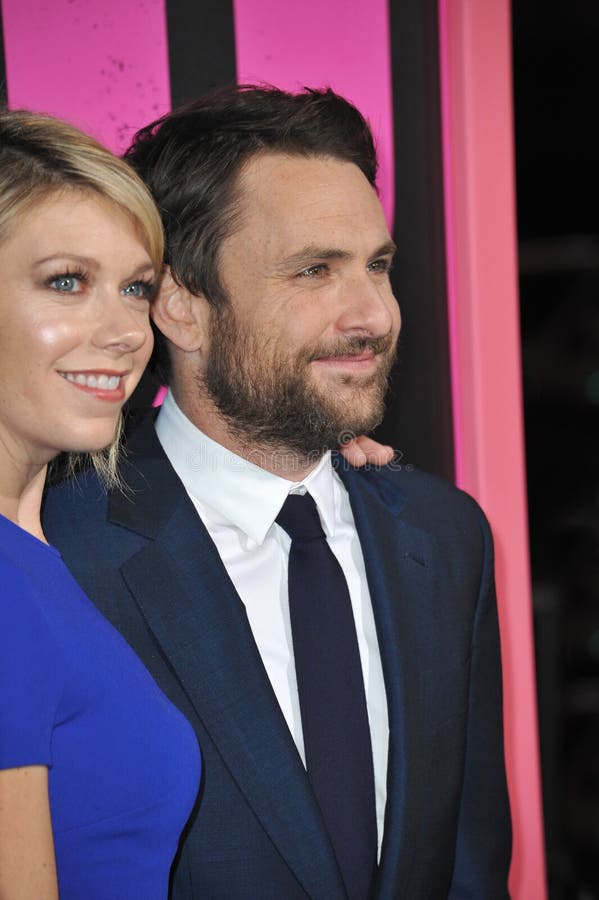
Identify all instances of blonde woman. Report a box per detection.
[0,111,200,900]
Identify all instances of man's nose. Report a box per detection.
[335,272,400,338]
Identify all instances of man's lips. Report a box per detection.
[311,351,379,369]
[58,370,127,402]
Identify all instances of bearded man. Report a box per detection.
[44,86,511,900]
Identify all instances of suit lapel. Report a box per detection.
[337,463,439,898]
[111,422,346,900]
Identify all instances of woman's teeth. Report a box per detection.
[62,373,121,390]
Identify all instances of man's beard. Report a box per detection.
[200,301,397,464]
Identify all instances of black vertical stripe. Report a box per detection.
[129,0,239,409]
[0,6,8,108]
[166,0,237,108]
[375,0,454,479]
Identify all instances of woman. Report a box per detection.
[0,111,200,900]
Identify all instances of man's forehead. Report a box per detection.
[238,152,376,205]
[235,152,389,243]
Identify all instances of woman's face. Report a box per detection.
[0,189,155,466]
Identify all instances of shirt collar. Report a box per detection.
[155,390,337,545]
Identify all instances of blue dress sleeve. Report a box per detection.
[0,559,64,770]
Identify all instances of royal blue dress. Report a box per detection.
[0,513,201,899]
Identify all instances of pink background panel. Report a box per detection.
[0,0,171,154]
[232,0,395,228]
[439,0,546,896]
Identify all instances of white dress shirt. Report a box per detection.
[156,390,389,852]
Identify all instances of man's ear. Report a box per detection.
[151,268,210,354]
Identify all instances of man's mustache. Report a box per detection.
[307,333,396,362]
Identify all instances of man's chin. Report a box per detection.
[308,385,387,434]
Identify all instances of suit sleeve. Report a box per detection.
[448,508,512,898]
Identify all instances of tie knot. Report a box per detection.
[276,492,325,542]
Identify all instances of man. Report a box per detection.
[44,86,511,898]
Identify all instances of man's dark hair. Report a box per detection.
[126,85,378,378]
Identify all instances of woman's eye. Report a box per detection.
[48,274,82,293]
[122,280,155,299]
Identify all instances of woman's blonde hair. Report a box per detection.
[0,109,164,488]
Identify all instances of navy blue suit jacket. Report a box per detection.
[43,415,511,898]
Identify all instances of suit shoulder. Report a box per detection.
[345,461,491,541]
[384,464,482,511]
[43,416,158,524]
[44,470,109,522]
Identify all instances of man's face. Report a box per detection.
[201,153,401,459]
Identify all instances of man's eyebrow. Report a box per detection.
[279,240,397,270]
[279,246,352,268]
[370,240,397,260]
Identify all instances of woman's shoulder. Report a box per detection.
[0,513,62,577]
[0,550,59,653]
[0,536,66,771]
[0,519,64,617]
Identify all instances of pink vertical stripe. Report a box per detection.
[439,1,546,897]
[0,0,171,154]
[231,0,395,228]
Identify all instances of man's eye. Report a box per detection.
[367,258,393,274]
[298,264,327,278]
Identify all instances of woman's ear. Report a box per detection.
[151,268,210,354]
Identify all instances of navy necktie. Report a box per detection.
[276,492,377,900]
